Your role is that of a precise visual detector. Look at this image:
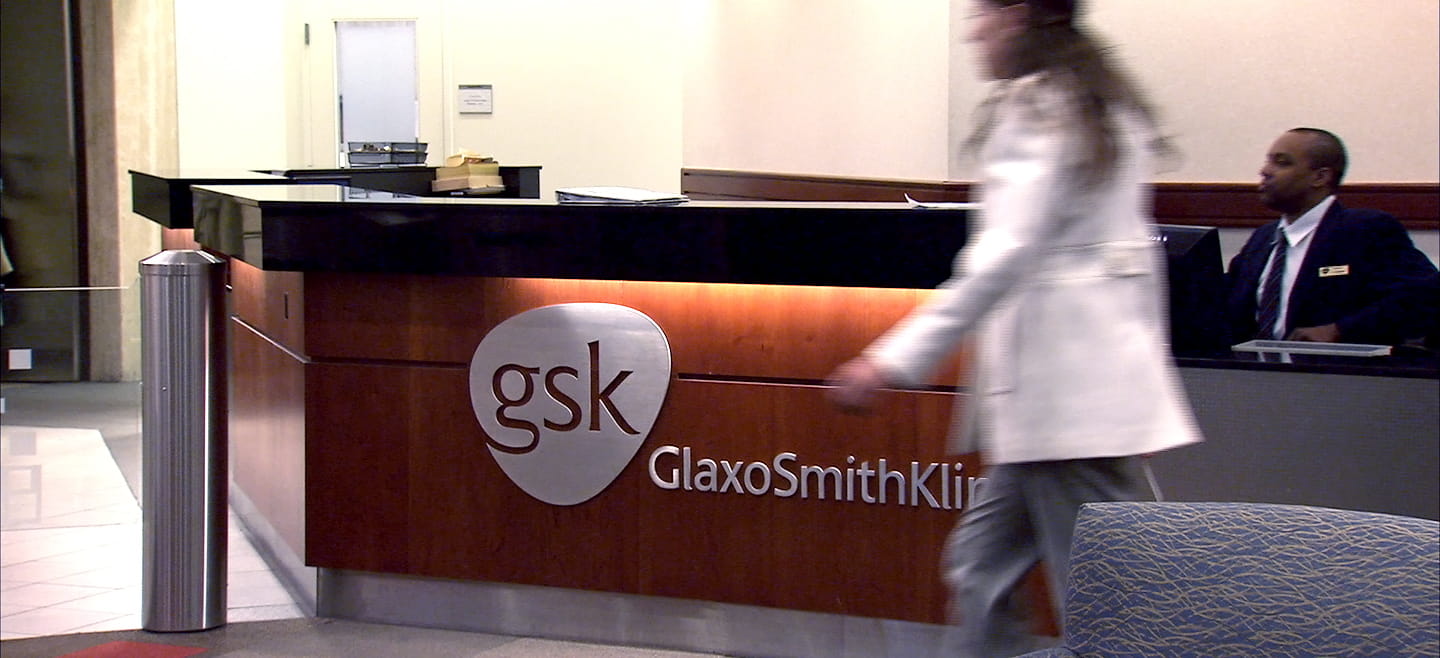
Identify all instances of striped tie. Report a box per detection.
[1255,224,1287,339]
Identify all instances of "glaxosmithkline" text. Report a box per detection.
[647,445,985,511]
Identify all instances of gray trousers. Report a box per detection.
[940,457,1142,658]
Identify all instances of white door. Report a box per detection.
[336,19,418,164]
[300,2,445,168]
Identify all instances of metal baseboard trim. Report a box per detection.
[317,568,948,658]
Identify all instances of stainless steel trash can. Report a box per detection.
[140,250,227,632]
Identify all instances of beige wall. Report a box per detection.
[175,0,289,169]
[688,0,1440,184]
[172,1,1438,187]
[1075,0,1439,183]
[175,0,684,197]
[438,1,685,195]
[683,0,952,182]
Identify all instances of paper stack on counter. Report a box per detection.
[433,151,504,194]
[555,186,689,205]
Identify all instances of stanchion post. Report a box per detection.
[139,250,228,632]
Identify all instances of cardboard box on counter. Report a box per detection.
[435,162,501,179]
[431,174,505,193]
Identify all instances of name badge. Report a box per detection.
[1319,265,1350,277]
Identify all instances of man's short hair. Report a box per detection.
[1288,127,1349,188]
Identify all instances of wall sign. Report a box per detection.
[469,303,672,505]
[469,302,987,512]
[458,84,493,114]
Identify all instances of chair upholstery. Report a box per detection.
[1019,501,1440,657]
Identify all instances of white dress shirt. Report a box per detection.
[1257,195,1334,338]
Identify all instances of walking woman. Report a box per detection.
[827,1,1202,655]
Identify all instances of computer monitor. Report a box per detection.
[1154,224,1229,356]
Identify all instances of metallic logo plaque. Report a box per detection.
[468,303,672,505]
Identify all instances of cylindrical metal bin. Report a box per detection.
[139,250,228,632]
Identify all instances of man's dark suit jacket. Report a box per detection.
[1226,201,1439,345]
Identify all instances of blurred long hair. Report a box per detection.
[966,0,1175,185]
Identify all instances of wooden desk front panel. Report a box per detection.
[297,274,977,623]
[304,364,968,622]
[230,260,305,354]
[230,319,307,557]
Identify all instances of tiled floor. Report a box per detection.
[0,423,303,640]
[0,384,732,656]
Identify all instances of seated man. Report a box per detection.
[1226,127,1438,345]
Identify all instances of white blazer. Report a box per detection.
[867,73,1202,464]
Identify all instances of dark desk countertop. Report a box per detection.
[130,169,290,228]
[188,183,968,289]
[130,166,545,228]
[173,182,1438,381]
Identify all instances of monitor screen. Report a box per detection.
[1154,224,1229,356]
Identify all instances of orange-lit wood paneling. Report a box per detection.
[302,274,967,387]
[232,270,1010,626]
[160,227,203,251]
[229,319,307,557]
[230,260,305,354]
[302,364,968,622]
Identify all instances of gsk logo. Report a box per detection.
[468,303,672,505]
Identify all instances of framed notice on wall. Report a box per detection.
[458,84,494,114]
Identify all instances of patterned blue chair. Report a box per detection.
[1020,501,1440,657]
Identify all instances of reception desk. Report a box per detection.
[1160,350,1438,521]
[191,182,983,656]
[136,176,1438,657]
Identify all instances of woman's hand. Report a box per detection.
[826,356,891,414]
